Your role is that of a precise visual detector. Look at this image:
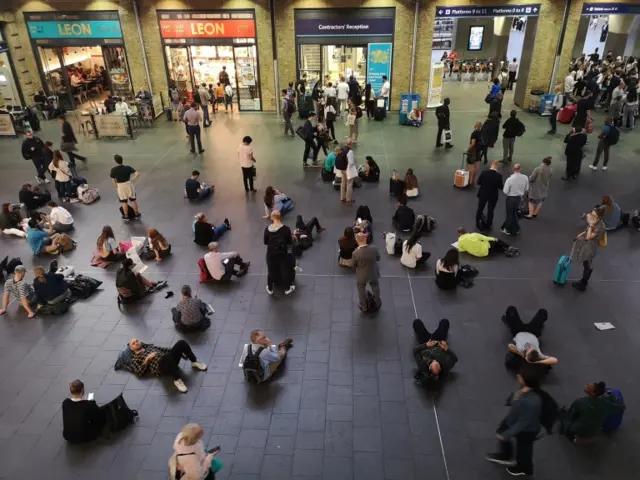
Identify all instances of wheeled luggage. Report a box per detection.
[553,242,575,285]
[557,104,577,124]
[374,107,385,121]
[454,154,470,188]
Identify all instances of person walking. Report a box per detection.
[562,127,587,181]
[501,163,529,236]
[301,111,320,167]
[58,115,86,177]
[110,154,141,220]
[185,103,205,154]
[352,231,381,311]
[197,83,211,127]
[547,86,564,134]
[507,58,519,90]
[525,157,552,219]
[281,89,295,136]
[21,130,50,185]
[501,110,525,164]
[435,98,452,148]
[572,206,606,291]
[476,161,503,230]
[238,136,257,193]
[590,117,618,171]
[339,138,357,204]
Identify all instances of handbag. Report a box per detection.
[442,129,452,145]
[599,231,608,247]
[59,142,76,153]
[251,165,257,179]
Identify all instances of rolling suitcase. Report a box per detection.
[453,154,470,188]
[557,104,576,124]
[374,107,385,121]
[553,242,575,285]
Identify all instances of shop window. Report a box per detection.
[299,45,321,85]
[323,46,366,85]
[234,45,260,110]
[166,46,194,102]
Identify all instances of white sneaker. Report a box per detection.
[35,176,43,184]
[68,198,80,204]
[174,379,188,393]
[589,165,597,170]
[284,285,296,295]
[266,286,274,295]
[43,178,50,184]
[191,361,207,371]
[602,166,608,171]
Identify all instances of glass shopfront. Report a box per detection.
[158,10,262,111]
[0,30,23,110]
[25,12,133,111]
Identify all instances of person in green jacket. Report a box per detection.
[456,227,515,257]
[561,381,626,443]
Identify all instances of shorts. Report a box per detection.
[466,150,478,164]
[216,97,225,104]
[116,181,136,203]
[529,197,545,205]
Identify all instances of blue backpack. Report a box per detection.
[602,388,624,432]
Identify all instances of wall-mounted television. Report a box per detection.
[468,25,484,51]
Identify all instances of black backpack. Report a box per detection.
[607,125,620,145]
[286,99,296,115]
[193,91,201,104]
[104,394,138,431]
[414,214,436,234]
[335,147,349,170]
[267,230,288,255]
[355,106,363,119]
[355,205,373,223]
[243,346,265,384]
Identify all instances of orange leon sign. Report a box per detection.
[159,19,255,38]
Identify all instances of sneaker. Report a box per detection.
[43,178,51,184]
[311,162,322,168]
[572,281,586,292]
[589,165,597,170]
[284,285,296,295]
[198,150,205,154]
[68,198,80,204]
[224,218,231,229]
[191,361,208,371]
[506,467,530,476]
[485,454,515,466]
[501,228,511,235]
[303,163,311,168]
[122,216,130,222]
[174,379,188,393]
[602,166,608,171]
[134,213,142,219]
[35,176,43,184]
[266,285,274,295]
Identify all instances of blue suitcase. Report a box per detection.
[553,243,575,285]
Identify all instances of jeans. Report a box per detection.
[219,255,246,282]
[280,199,294,215]
[55,180,73,199]
[188,125,203,152]
[242,167,255,191]
[578,260,593,287]
[340,176,354,202]
[283,115,294,135]
[549,108,558,132]
[32,157,47,180]
[502,305,547,337]
[501,196,520,235]
[201,105,211,126]
[303,139,319,164]
[507,71,516,90]
[197,187,212,199]
[356,281,381,309]
[212,223,229,240]
[624,104,636,129]
[296,215,322,235]
[327,120,336,140]
[52,222,74,233]
[502,137,515,163]
[479,145,488,164]
[496,431,537,475]
[476,195,498,228]
[225,94,233,111]
[593,139,610,167]
[158,340,197,380]
[412,318,449,344]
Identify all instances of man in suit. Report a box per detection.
[476,161,503,230]
[351,232,381,311]
[435,98,452,148]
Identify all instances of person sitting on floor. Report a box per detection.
[0,265,37,318]
[338,227,358,267]
[19,183,50,211]
[322,147,338,181]
[358,156,380,183]
[97,225,126,262]
[599,195,623,231]
[116,258,167,303]
[204,241,250,282]
[263,186,293,218]
[126,338,207,393]
[503,305,557,367]
[406,108,422,127]
[404,168,419,197]
[435,248,460,290]
[0,203,26,238]
[62,379,106,444]
[171,285,211,332]
[241,329,294,384]
[560,382,626,444]
[46,201,74,233]
[185,170,213,201]
[147,228,172,262]
[401,230,431,269]
[456,227,517,257]
[33,265,72,307]
[412,318,458,382]
[193,212,230,247]
[27,218,63,256]
[293,214,325,256]
[392,196,415,232]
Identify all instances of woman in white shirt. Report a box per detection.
[96,225,125,262]
[401,230,430,269]
[336,77,349,116]
[48,150,77,203]
[115,99,130,116]
[47,201,74,233]
[345,142,359,203]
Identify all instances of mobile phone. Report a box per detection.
[357,218,362,223]
[87,393,94,401]
[207,445,221,454]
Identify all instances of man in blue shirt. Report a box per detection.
[244,329,293,381]
[184,170,212,201]
[301,112,320,168]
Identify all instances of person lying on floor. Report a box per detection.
[560,381,626,444]
[0,265,38,318]
[171,285,211,332]
[392,196,415,232]
[116,258,167,302]
[193,212,230,247]
[204,242,250,282]
[33,265,72,307]
[293,214,325,256]
[412,318,458,381]
[123,338,207,393]
[456,227,517,257]
[62,379,107,444]
[503,305,557,367]
[240,329,294,384]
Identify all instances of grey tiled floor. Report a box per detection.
[1,83,639,479]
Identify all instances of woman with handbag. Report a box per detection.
[48,150,78,203]
[572,206,606,291]
[169,423,223,480]
[58,115,87,177]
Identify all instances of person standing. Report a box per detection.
[435,98,451,148]
[525,157,552,219]
[590,117,618,171]
[185,103,205,154]
[501,163,529,236]
[573,90,593,129]
[21,130,49,185]
[572,206,606,291]
[507,58,519,90]
[281,89,295,136]
[623,86,638,129]
[467,121,484,185]
[58,115,86,178]
[352,232,381,311]
[562,127,587,181]
[238,135,257,193]
[340,138,357,204]
[501,110,525,164]
[301,111,319,167]
[197,83,211,127]
[476,161,503,230]
[336,76,349,117]
[110,154,141,220]
[380,75,391,111]
[219,66,230,86]
[264,211,295,296]
[224,83,233,112]
[547,86,564,134]
[323,81,337,104]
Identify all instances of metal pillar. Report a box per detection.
[409,0,420,92]
[133,0,153,95]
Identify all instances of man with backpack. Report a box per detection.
[281,89,295,137]
[301,111,320,167]
[242,329,293,384]
[590,117,619,171]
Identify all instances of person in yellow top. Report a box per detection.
[456,228,517,257]
[214,82,225,113]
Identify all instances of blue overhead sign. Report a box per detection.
[582,3,640,15]
[435,5,541,18]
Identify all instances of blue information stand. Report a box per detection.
[399,94,421,125]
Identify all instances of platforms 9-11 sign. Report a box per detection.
[435,5,541,18]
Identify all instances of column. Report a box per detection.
[572,16,590,58]
[604,15,635,57]
[493,17,512,69]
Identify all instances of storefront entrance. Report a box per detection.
[25,12,132,111]
[159,11,261,111]
[0,33,23,110]
[299,45,367,86]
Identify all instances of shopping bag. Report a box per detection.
[442,129,452,145]
[126,246,148,274]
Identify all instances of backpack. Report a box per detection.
[80,187,100,204]
[193,91,201,104]
[517,122,526,137]
[355,205,373,224]
[355,106,363,119]
[5,257,22,275]
[335,147,349,170]
[627,89,638,103]
[385,232,396,255]
[414,214,436,234]
[286,99,296,115]
[243,345,265,384]
[56,233,76,252]
[267,230,288,255]
[103,394,138,431]
[606,125,620,145]
[198,258,214,283]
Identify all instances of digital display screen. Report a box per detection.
[468,25,484,51]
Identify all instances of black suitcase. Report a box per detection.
[119,206,136,220]
[374,107,385,121]
[298,94,313,119]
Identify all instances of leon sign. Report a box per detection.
[159,19,256,39]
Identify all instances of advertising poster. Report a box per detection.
[468,25,485,51]
[240,64,256,86]
[367,43,392,98]
[95,115,128,137]
[427,63,445,108]
[152,94,164,118]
